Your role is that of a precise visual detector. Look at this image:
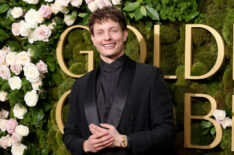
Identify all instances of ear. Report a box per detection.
[123,30,128,42]
[91,34,96,46]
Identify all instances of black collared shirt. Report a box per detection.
[96,54,127,123]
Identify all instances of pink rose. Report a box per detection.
[10,64,22,75]
[0,135,12,149]
[12,23,20,36]
[6,119,18,134]
[36,60,48,73]
[0,109,9,119]
[11,133,22,144]
[97,0,112,9]
[59,0,70,6]
[0,65,11,80]
[34,25,51,42]
[39,4,52,19]
[85,0,93,4]
[0,51,7,64]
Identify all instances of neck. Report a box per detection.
[100,52,124,64]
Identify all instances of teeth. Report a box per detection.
[104,44,114,47]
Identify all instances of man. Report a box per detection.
[63,6,175,155]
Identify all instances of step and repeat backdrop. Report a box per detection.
[0,0,233,155]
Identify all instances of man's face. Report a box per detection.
[91,19,128,63]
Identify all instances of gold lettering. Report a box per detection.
[185,24,225,79]
[56,25,94,78]
[56,90,70,134]
[153,25,177,79]
[127,25,147,63]
[184,93,222,149]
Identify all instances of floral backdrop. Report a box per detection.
[0,0,233,155]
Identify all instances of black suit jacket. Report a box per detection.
[63,57,176,155]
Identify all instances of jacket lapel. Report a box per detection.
[106,58,136,128]
[84,68,100,126]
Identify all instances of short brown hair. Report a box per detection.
[88,6,127,35]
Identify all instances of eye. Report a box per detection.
[111,29,118,33]
[96,31,103,35]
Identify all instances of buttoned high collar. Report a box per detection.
[100,54,127,72]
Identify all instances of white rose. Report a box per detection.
[34,25,52,42]
[88,1,98,12]
[97,0,112,9]
[28,30,38,44]
[0,109,9,119]
[48,21,56,30]
[111,0,121,5]
[58,0,70,6]
[16,51,30,66]
[0,51,7,64]
[50,0,67,14]
[31,79,42,90]
[64,14,76,26]
[15,125,29,137]
[11,134,22,144]
[8,76,22,90]
[221,117,232,129]
[0,119,7,132]
[12,22,21,36]
[0,65,11,80]
[13,104,27,119]
[24,90,38,107]
[45,0,54,2]
[1,46,10,53]
[11,143,27,155]
[11,7,23,19]
[23,0,39,4]
[27,48,34,57]
[0,135,12,149]
[19,20,31,37]
[10,64,22,75]
[213,109,226,121]
[6,52,17,66]
[23,63,40,82]
[70,0,82,7]
[25,9,44,28]
[0,91,8,102]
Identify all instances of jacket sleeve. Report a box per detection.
[128,67,176,154]
[62,80,86,155]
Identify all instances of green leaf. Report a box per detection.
[123,2,140,12]
[145,5,159,20]
[201,120,212,128]
[201,128,210,136]
[140,6,147,16]
[128,12,135,19]
[0,4,9,14]
[78,13,88,18]
[135,7,143,21]
[0,28,10,42]
[210,127,216,135]
[83,14,90,25]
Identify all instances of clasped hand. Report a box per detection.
[83,123,123,153]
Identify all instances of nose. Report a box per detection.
[104,32,111,40]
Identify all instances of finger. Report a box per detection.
[91,124,109,134]
[100,123,114,129]
[93,136,113,148]
[96,141,113,151]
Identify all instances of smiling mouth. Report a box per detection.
[103,43,116,49]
